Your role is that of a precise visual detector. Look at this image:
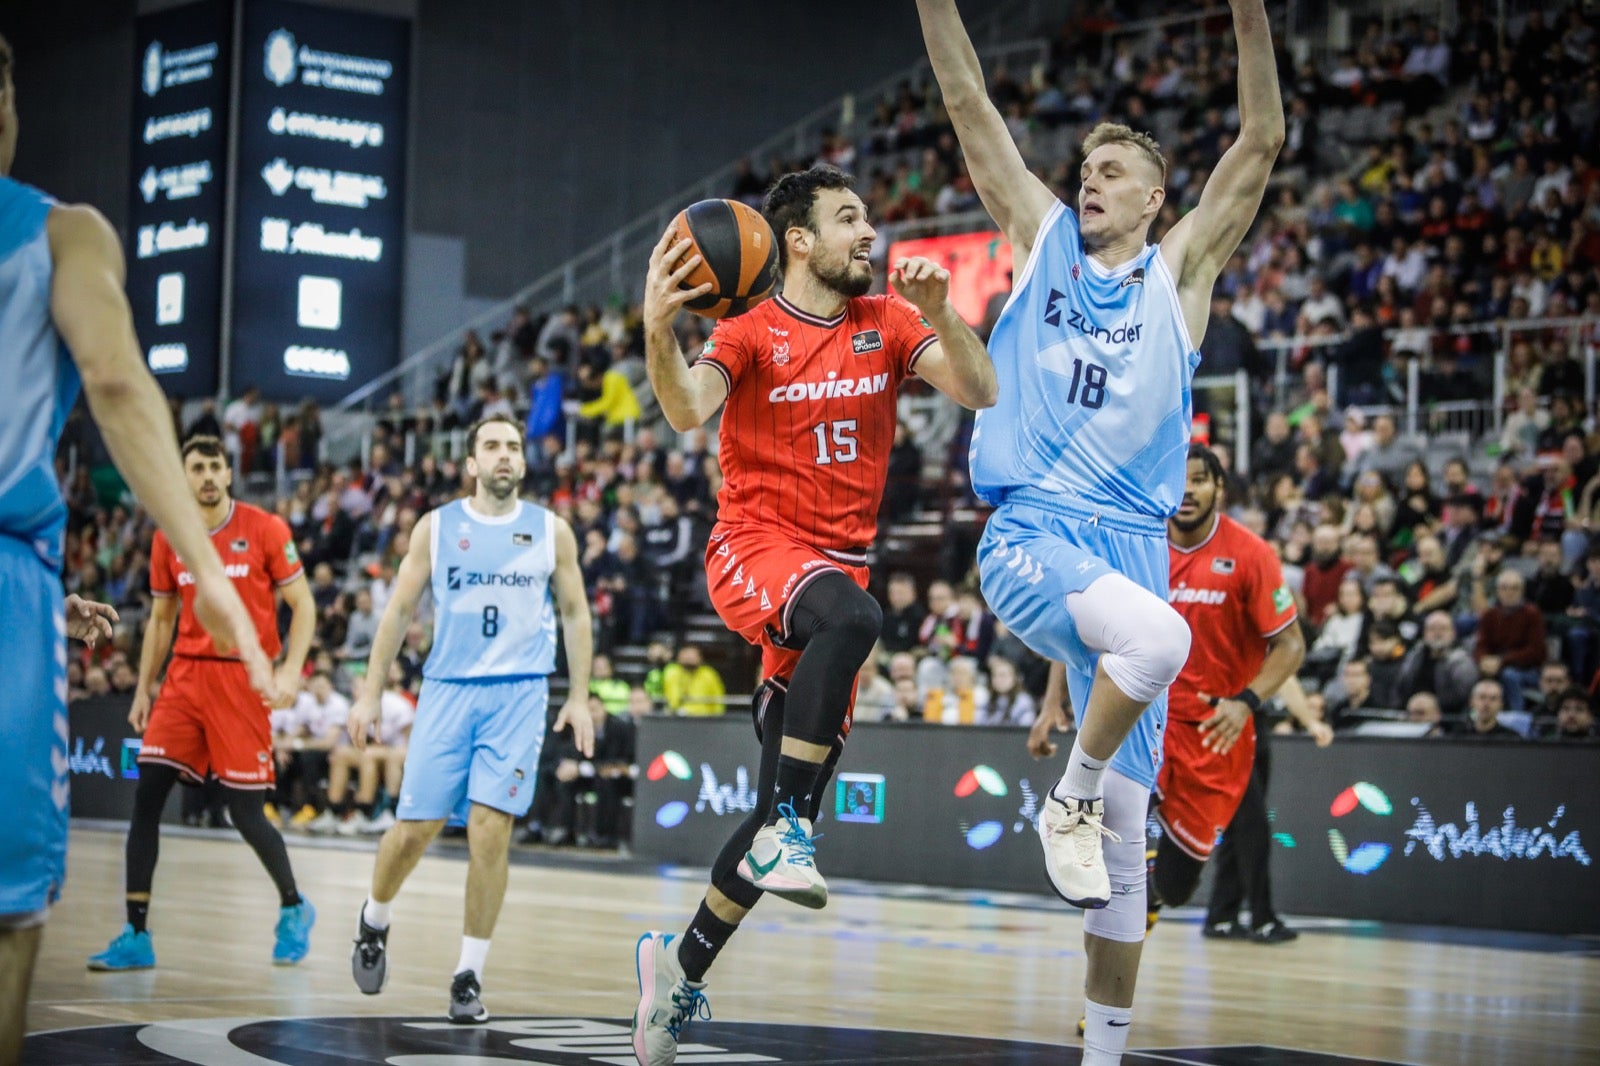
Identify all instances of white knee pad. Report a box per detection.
[1083,769,1150,944]
[1067,573,1191,705]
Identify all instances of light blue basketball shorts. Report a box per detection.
[0,536,68,919]
[978,494,1169,790]
[399,675,549,822]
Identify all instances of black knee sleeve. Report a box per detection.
[777,572,882,747]
[1152,833,1205,908]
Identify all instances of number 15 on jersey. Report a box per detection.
[812,420,859,465]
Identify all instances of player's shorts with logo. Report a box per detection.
[139,655,275,787]
[399,675,548,821]
[0,536,69,920]
[704,522,869,720]
[1154,713,1256,860]
[977,491,1169,790]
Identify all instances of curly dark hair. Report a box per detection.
[1188,442,1225,485]
[762,164,856,272]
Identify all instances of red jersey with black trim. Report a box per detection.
[150,500,303,660]
[1167,514,1297,723]
[698,292,936,551]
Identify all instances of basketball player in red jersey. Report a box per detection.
[631,164,996,1065]
[88,435,320,972]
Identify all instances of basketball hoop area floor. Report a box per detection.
[23,827,1600,1065]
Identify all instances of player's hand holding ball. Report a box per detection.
[554,696,595,759]
[644,228,714,332]
[889,256,952,315]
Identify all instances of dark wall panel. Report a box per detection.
[4,0,930,300]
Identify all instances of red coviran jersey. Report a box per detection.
[150,500,303,660]
[1167,514,1298,723]
[697,293,937,551]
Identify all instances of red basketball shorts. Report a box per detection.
[138,656,275,789]
[1153,714,1257,860]
[704,521,870,684]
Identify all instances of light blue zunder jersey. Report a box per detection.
[425,497,559,681]
[970,200,1200,519]
[0,177,81,571]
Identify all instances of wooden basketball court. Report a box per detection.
[23,827,1600,1065]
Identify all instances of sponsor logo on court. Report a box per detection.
[30,1015,1214,1065]
[68,736,116,779]
[953,765,1040,851]
[1325,783,1591,876]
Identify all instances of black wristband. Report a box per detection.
[1233,689,1264,713]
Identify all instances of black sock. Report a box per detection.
[767,755,821,826]
[676,901,738,982]
[358,800,376,818]
[127,898,150,934]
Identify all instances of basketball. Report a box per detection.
[668,198,779,319]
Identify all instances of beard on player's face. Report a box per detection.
[808,239,873,298]
[1170,485,1218,534]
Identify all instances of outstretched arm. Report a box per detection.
[916,0,1057,261]
[49,204,275,701]
[1158,0,1284,334]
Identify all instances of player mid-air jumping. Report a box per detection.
[918,1,1284,1061]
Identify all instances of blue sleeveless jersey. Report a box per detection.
[970,200,1200,518]
[0,178,81,571]
[425,498,558,681]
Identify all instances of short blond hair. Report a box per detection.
[1081,122,1167,186]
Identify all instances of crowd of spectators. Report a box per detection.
[60,3,1600,787]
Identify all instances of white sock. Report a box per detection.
[1081,998,1133,1065]
[1054,738,1107,802]
[456,935,491,978]
[362,897,392,931]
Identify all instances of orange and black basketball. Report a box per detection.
[669,199,778,319]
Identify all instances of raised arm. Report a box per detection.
[1158,0,1285,332]
[48,204,275,700]
[643,228,730,431]
[916,0,1057,260]
[891,257,997,409]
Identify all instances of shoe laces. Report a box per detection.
[665,980,711,1039]
[451,971,481,1005]
[354,926,385,967]
[1049,798,1122,865]
[774,802,819,868]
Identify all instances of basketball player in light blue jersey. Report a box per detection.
[919,2,1283,1061]
[0,32,274,1062]
[346,414,595,1024]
